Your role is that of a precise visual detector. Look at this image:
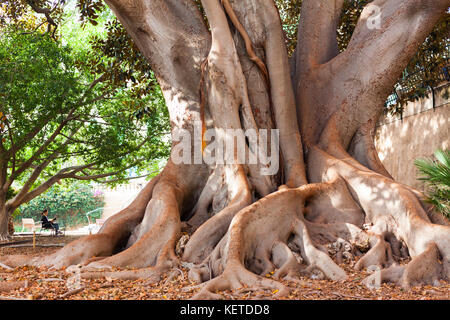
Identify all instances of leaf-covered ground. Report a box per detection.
[0,236,448,300]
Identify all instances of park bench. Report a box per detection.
[87,218,105,234]
[21,218,65,236]
[96,218,105,227]
[21,218,42,233]
[85,208,104,234]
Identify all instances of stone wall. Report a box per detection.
[375,84,450,190]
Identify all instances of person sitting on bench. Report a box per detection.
[41,209,62,235]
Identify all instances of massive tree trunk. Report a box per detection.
[2,0,449,298]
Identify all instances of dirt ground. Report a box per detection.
[0,235,448,300]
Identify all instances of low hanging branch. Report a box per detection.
[25,0,59,38]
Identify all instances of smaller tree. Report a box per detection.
[0,29,169,239]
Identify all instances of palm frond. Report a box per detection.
[414,150,450,186]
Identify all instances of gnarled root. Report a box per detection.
[292,218,347,281]
[309,145,450,289]
[193,264,289,300]
[82,178,182,271]
[2,146,448,298]
[191,183,348,299]
[362,242,445,289]
[354,234,394,270]
[401,242,445,288]
[183,165,252,264]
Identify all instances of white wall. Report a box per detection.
[375,84,450,190]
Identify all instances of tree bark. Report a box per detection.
[1,0,449,298]
[0,205,9,241]
[0,189,10,240]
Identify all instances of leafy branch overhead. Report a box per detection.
[0,14,170,218]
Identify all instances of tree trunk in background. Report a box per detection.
[1,0,449,298]
[0,204,9,241]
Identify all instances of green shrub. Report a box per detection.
[414,149,450,218]
[18,183,105,228]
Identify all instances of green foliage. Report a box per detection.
[0,1,169,235]
[6,187,18,201]
[0,26,169,205]
[19,182,105,227]
[60,2,164,121]
[415,150,450,218]
[6,188,21,220]
[275,0,302,56]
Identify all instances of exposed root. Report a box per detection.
[307,145,450,289]
[183,166,252,264]
[292,218,347,281]
[186,183,350,298]
[80,265,170,283]
[0,175,161,269]
[303,177,365,226]
[401,242,444,289]
[271,241,302,280]
[0,254,35,268]
[362,242,445,290]
[193,265,289,300]
[94,176,182,266]
[2,150,448,298]
[354,235,394,270]
[362,263,405,289]
[183,184,251,264]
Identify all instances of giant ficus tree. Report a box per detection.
[2,0,450,298]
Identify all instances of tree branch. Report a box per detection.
[104,0,210,104]
[3,115,52,160]
[5,108,77,189]
[25,0,59,39]
[10,163,97,207]
[295,0,449,148]
[332,0,450,105]
[94,171,159,184]
[318,0,450,147]
[294,0,345,74]
[6,123,82,208]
